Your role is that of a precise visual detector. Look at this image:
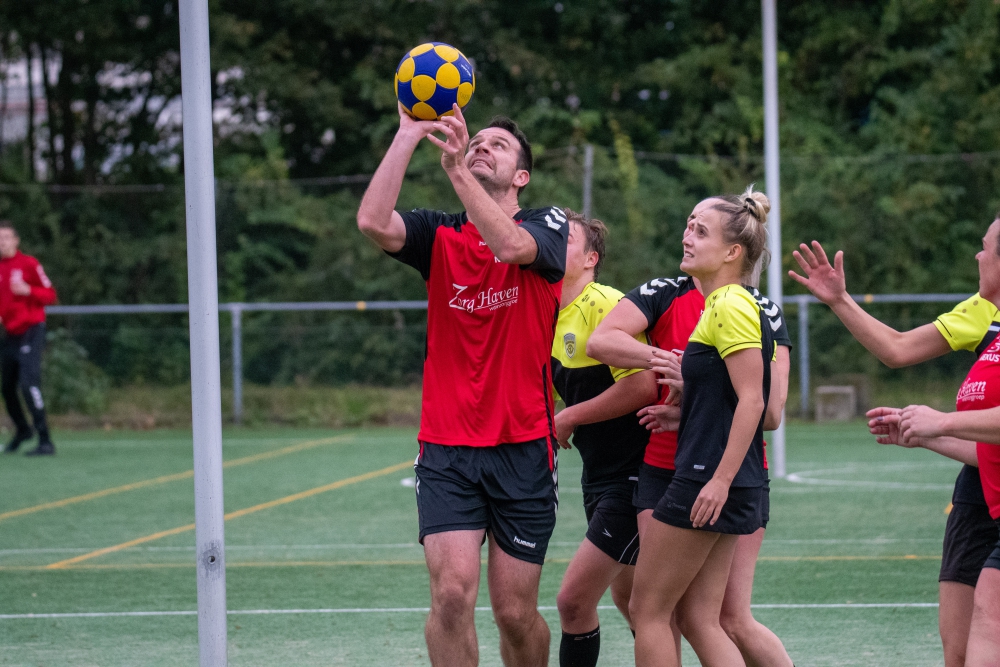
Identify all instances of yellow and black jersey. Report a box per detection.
[675,284,773,488]
[934,293,1000,506]
[552,282,650,492]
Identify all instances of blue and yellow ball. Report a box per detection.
[395,42,475,121]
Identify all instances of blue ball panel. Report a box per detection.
[426,86,459,115]
[412,50,447,77]
[396,81,420,111]
[455,56,475,84]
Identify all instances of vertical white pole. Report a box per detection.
[178,0,228,664]
[231,306,243,425]
[762,0,786,478]
[582,143,594,220]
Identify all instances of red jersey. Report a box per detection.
[625,278,790,469]
[958,331,1000,519]
[0,251,57,335]
[390,206,568,449]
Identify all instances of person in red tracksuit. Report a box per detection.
[0,221,57,456]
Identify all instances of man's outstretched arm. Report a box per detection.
[357,105,437,252]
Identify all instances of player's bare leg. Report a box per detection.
[636,508,682,661]
[631,520,736,667]
[609,564,634,627]
[965,568,1000,667]
[673,534,743,667]
[487,533,549,667]
[719,528,792,667]
[557,538,628,632]
[939,581,975,667]
[423,530,484,667]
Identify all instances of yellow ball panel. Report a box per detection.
[440,109,455,117]
[410,74,437,102]
[400,102,415,118]
[435,63,461,89]
[409,43,434,57]
[457,82,474,107]
[396,57,415,83]
[411,102,439,120]
[433,44,460,62]
[394,77,398,97]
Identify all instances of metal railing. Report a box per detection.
[46,292,975,423]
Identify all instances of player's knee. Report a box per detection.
[430,582,476,626]
[610,587,632,625]
[556,587,588,624]
[718,606,750,643]
[493,599,538,638]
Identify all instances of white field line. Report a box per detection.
[0,603,940,620]
[0,537,942,556]
[785,462,958,491]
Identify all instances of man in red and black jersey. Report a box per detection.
[357,103,567,667]
[0,222,57,456]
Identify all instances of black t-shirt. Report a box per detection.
[675,284,774,487]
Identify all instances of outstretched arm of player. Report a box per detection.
[691,348,766,528]
[867,407,979,465]
[788,241,950,368]
[554,370,658,448]
[428,106,539,264]
[763,346,790,431]
[587,298,671,370]
[357,105,438,252]
[900,404,1000,446]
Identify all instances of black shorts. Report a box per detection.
[652,477,763,535]
[584,483,640,565]
[940,502,998,585]
[414,438,558,565]
[633,462,675,512]
[986,519,1000,572]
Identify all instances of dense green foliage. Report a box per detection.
[1,0,1000,395]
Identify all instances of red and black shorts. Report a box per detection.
[940,502,999,585]
[583,482,640,565]
[414,438,558,565]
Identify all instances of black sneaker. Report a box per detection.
[25,440,55,456]
[3,430,33,454]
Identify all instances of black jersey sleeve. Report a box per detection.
[517,206,569,284]
[623,277,692,330]
[387,209,461,281]
[747,287,792,349]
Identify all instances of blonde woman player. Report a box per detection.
[589,197,792,667]
[789,223,1000,667]
[626,187,779,667]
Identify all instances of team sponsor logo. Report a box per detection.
[449,283,519,313]
[981,337,1000,363]
[513,535,537,549]
[957,379,988,403]
[564,332,576,358]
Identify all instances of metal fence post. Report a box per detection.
[797,295,810,417]
[230,305,243,424]
[582,143,594,219]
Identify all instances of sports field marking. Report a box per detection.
[0,434,354,523]
[0,603,940,621]
[3,553,940,572]
[44,460,413,570]
[786,462,956,491]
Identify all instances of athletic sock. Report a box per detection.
[559,627,600,667]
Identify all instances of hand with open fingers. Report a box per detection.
[787,241,846,305]
[638,403,681,434]
[554,406,577,449]
[866,407,914,447]
[425,104,470,172]
[899,404,947,443]
[649,349,683,405]
[691,477,729,528]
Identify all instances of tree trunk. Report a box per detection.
[38,45,60,182]
[25,48,35,181]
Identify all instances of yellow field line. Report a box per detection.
[0,434,353,523]
[0,553,943,573]
[45,460,412,570]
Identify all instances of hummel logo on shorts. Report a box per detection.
[513,536,536,549]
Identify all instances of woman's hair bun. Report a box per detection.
[742,186,771,224]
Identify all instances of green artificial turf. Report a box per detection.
[0,422,959,665]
